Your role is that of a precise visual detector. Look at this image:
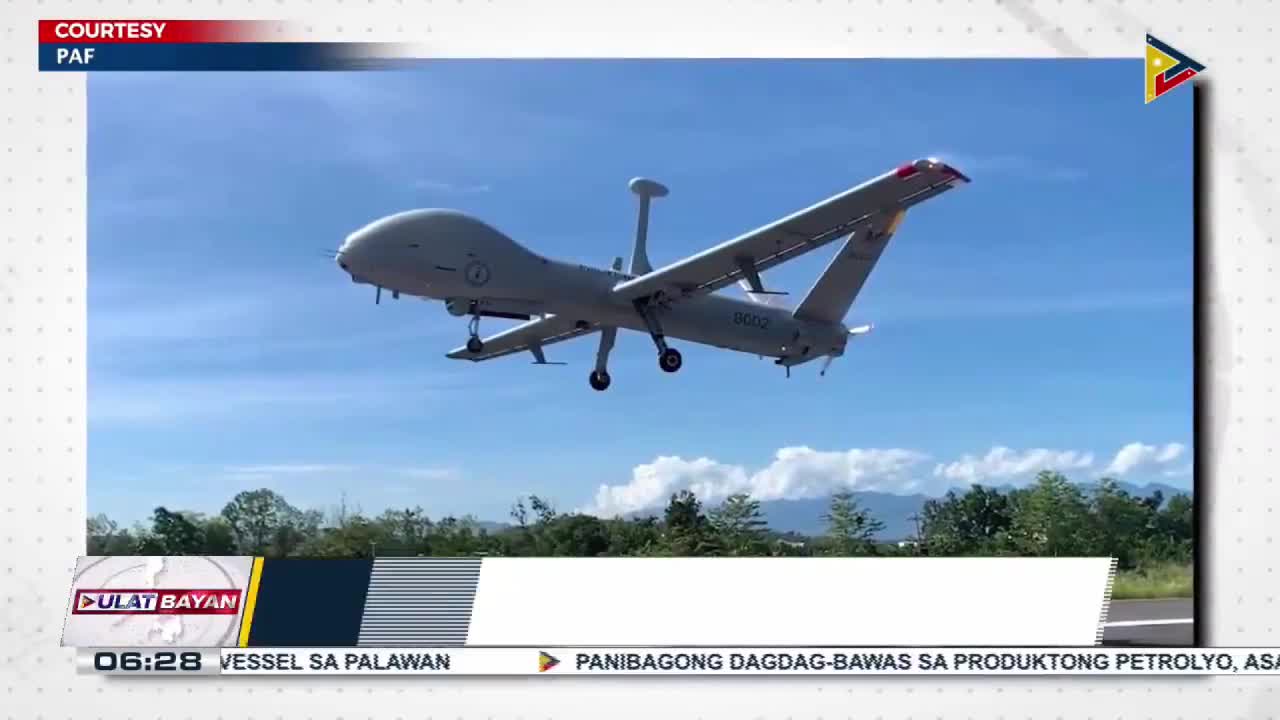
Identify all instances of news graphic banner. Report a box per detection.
[62,556,257,648]
[74,647,1280,676]
[37,19,401,71]
[63,556,1117,648]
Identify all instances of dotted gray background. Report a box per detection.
[1,0,1276,717]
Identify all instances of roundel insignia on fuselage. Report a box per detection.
[464,261,491,288]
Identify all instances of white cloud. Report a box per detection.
[585,456,749,519]
[225,464,355,475]
[397,467,463,482]
[751,447,931,498]
[584,447,928,518]
[1103,442,1187,477]
[221,463,456,478]
[211,463,464,496]
[932,447,1095,485]
[89,369,469,426]
[584,440,1190,518]
[216,463,356,488]
[92,73,516,217]
[89,267,469,371]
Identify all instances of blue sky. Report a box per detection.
[88,60,1194,526]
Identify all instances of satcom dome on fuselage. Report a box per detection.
[357,209,535,257]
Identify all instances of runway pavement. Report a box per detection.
[1100,598,1194,646]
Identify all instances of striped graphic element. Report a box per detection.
[1094,556,1119,645]
[357,558,482,647]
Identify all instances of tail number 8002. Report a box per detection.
[733,312,770,330]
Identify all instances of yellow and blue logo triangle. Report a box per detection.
[1146,34,1205,104]
[538,651,560,672]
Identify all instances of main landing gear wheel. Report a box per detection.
[659,347,683,373]
[589,370,611,391]
[465,309,484,353]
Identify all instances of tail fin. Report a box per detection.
[793,210,905,325]
[793,157,969,325]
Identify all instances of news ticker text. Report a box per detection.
[77,648,1280,676]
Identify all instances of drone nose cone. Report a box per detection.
[335,237,352,271]
[336,229,367,277]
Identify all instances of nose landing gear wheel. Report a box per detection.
[466,336,484,353]
[658,347,683,373]
[589,370,611,391]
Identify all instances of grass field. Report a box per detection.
[1111,563,1193,600]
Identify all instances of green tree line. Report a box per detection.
[87,471,1192,570]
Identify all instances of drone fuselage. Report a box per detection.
[336,208,849,362]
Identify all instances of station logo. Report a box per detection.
[72,589,241,615]
[538,651,560,672]
[1146,35,1205,104]
[62,557,255,648]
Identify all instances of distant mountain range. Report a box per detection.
[470,481,1192,542]
[748,480,1191,541]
